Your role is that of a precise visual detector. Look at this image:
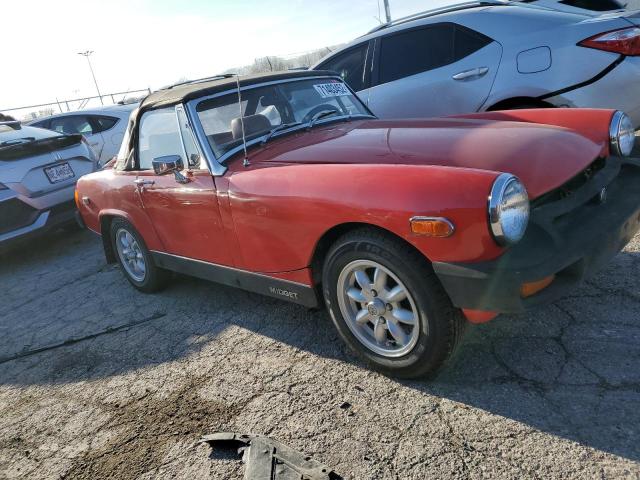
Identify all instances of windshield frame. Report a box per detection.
[185,75,375,174]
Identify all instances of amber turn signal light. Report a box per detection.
[520,275,555,299]
[410,217,455,237]
[74,189,80,209]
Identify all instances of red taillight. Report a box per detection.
[579,27,640,56]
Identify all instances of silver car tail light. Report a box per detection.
[579,27,640,56]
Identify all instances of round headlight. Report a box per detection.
[488,174,530,246]
[610,110,635,157]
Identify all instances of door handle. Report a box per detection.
[452,67,489,81]
[134,178,155,187]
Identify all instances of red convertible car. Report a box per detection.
[75,71,640,378]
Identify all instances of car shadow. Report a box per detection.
[0,231,638,464]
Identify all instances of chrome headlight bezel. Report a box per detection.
[488,173,530,247]
[610,110,635,157]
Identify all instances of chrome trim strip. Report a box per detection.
[610,110,623,157]
[409,216,455,237]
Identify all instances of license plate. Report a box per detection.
[313,82,351,98]
[44,163,75,184]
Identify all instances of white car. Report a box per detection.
[30,103,138,166]
[313,1,640,127]
[0,121,97,250]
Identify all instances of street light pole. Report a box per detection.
[383,0,391,23]
[77,50,103,106]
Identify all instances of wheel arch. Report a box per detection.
[486,96,555,111]
[99,214,118,264]
[309,222,433,287]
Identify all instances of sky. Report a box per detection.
[1,0,456,114]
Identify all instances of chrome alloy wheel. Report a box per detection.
[115,228,146,282]
[336,260,421,358]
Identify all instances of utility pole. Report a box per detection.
[383,0,391,23]
[77,50,103,105]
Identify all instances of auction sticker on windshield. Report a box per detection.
[314,83,351,98]
[44,163,75,184]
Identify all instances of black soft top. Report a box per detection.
[140,70,339,112]
[117,70,340,170]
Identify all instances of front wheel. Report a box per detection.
[322,229,465,378]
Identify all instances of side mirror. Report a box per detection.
[152,155,184,176]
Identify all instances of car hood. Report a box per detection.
[249,118,605,199]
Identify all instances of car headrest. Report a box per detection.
[231,114,271,140]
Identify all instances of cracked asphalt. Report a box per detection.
[0,226,639,479]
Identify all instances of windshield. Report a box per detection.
[195,78,372,159]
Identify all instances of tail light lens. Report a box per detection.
[579,27,640,56]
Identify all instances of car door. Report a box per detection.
[49,114,106,161]
[367,23,502,119]
[133,105,232,266]
[88,115,121,163]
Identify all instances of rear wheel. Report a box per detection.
[110,218,169,293]
[322,229,465,378]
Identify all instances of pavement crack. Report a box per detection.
[0,312,167,365]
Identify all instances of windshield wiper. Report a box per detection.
[261,122,303,145]
[307,109,340,130]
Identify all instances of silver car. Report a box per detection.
[313,1,640,127]
[0,121,97,250]
[29,103,138,167]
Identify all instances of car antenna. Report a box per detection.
[235,74,250,167]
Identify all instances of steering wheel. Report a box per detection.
[302,104,339,124]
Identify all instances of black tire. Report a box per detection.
[322,228,465,379]
[504,104,542,110]
[110,217,170,293]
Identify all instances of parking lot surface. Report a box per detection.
[0,226,639,479]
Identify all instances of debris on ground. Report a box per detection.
[200,432,343,480]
